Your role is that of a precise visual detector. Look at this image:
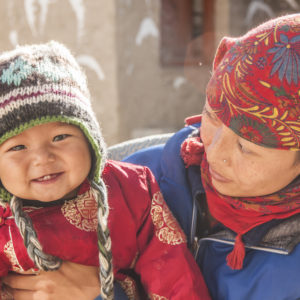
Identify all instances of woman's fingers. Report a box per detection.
[2,273,40,290]
[7,289,45,300]
[2,262,101,300]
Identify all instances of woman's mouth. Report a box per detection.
[209,166,231,183]
[32,172,63,183]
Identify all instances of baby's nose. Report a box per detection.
[32,147,55,165]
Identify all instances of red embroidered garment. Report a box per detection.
[0,160,210,300]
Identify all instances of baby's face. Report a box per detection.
[0,122,92,202]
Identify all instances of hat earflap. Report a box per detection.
[91,179,114,300]
[10,196,62,270]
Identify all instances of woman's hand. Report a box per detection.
[2,261,101,300]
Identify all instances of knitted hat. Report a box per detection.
[0,41,106,200]
[206,14,300,150]
[0,41,113,299]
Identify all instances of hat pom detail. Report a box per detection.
[180,136,204,168]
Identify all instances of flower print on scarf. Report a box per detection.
[268,33,300,85]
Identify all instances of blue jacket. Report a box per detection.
[124,123,300,300]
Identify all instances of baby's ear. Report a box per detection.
[213,37,236,71]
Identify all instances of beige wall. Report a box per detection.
[0,0,296,145]
[0,0,218,146]
[116,0,211,142]
[0,0,120,145]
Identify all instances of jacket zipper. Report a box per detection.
[193,236,289,259]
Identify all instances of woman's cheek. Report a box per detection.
[200,120,214,148]
[235,158,259,187]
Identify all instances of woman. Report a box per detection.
[3,13,300,300]
[126,13,300,299]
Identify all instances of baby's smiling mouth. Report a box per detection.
[32,172,63,182]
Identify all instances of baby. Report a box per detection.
[0,41,210,300]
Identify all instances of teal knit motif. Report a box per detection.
[1,57,75,86]
[1,57,33,86]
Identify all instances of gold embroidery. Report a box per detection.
[61,190,97,231]
[149,293,168,300]
[4,238,40,275]
[151,192,186,245]
[0,201,7,208]
[23,206,43,213]
[4,240,23,273]
[118,277,139,300]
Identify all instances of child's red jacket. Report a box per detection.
[0,160,210,299]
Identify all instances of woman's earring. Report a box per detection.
[223,159,227,163]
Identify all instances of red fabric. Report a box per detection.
[181,135,300,270]
[185,115,203,126]
[181,136,204,168]
[0,161,211,299]
[206,14,300,150]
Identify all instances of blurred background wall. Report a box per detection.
[0,0,298,145]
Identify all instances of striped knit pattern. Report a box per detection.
[0,41,113,299]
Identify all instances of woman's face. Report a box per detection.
[201,102,300,197]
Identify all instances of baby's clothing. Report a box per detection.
[0,160,210,299]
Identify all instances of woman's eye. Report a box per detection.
[53,134,70,142]
[9,145,26,151]
[238,142,250,154]
[203,107,221,124]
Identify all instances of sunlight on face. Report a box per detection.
[0,122,92,202]
[200,103,300,197]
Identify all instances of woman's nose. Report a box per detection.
[206,125,231,163]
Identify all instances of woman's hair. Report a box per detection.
[296,151,300,164]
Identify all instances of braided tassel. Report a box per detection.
[10,196,61,271]
[91,180,114,300]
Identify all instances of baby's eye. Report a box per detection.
[53,134,70,142]
[9,145,26,151]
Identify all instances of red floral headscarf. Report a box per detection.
[207,14,300,150]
